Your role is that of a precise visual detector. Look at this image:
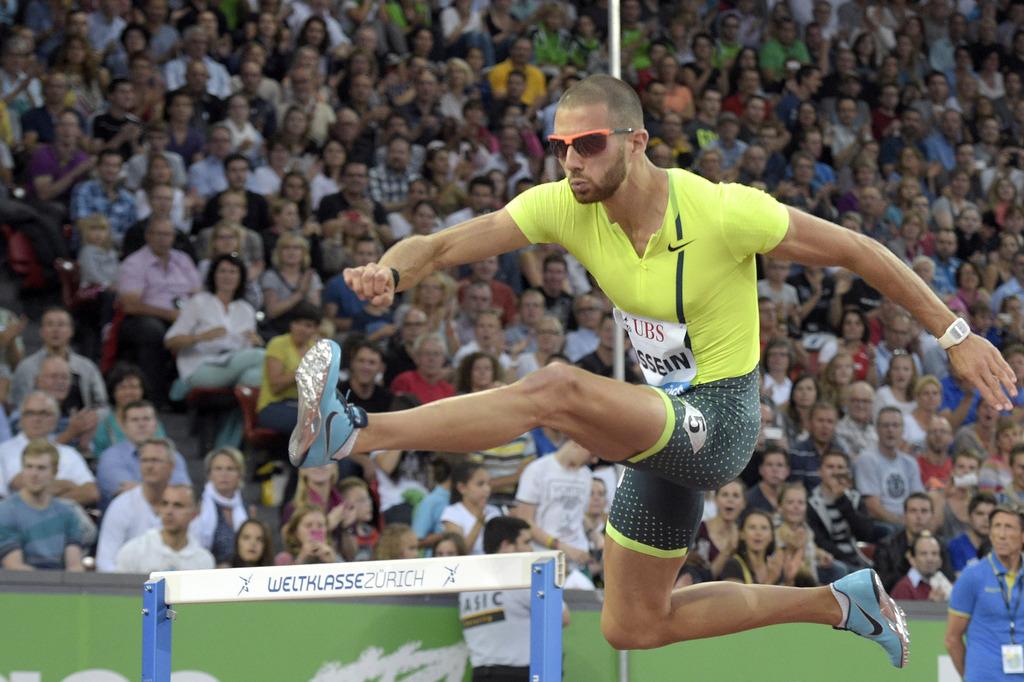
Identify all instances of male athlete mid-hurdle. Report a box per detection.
[289,74,1015,667]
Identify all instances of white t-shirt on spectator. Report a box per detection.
[0,434,95,497]
[854,447,925,518]
[515,455,592,554]
[95,485,160,572]
[115,527,215,573]
[440,502,501,555]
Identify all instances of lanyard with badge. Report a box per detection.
[990,553,1024,674]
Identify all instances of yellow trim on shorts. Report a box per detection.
[627,388,675,464]
[606,521,689,559]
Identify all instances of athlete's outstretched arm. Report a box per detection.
[769,206,1016,410]
[344,209,530,307]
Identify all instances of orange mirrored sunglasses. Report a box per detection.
[547,128,635,160]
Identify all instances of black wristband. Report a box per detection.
[390,267,400,289]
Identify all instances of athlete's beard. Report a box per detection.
[569,148,627,204]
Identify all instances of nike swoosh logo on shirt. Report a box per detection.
[857,604,884,636]
[667,239,695,253]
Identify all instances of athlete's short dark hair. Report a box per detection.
[557,74,643,129]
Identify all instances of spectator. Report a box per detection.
[95,401,190,506]
[818,352,856,411]
[563,294,604,363]
[948,491,997,574]
[229,519,275,568]
[9,306,107,414]
[164,254,265,446]
[27,109,94,208]
[818,309,877,384]
[935,451,983,541]
[855,406,926,529]
[807,451,875,572]
[95,436,181,572]
[999,445,1024,507]
[760,338,794,408]
[124,121,188,193]
[458,256,518,328]
[256,302,321,434]
[980,419,1020,492]
[260,234,323,338]
[92,365,167,455]
[374,523,419,560]
[116,484,214,572]
[576,313,642,382]
[834,381,878,460]
[20,72,75,150]
[789,402,844,490]
[30,356,100,452]
[338,476,378,561]
[390,333,456,405]
[459,516,568,680]
[946,506,1024,681]
[91,80,141,159]
[412,457,453,550]
[368,135,419,213]
[488,37,544,105]
[196,446,248,566]
[745,445,790,513]
[454,310,514,372]
[780,375,818,444]
[874,492,955,591]
[69,148,138,244]
[695,479,746,580]
[196,152,270,232]
[0,392,97,507]
[434,531,468,557]
[186,123,231,200]
[511,314,564,379]
[116,217,202,403]
[317,161,389,239]
[890,531,953,601]
[164,27,231,98]
[0,439,84,570]
[442,461,501,555]
[323,235,382,336]
[282,463,342,526]
[917,416,955,490]
[721,509,799,585]
[515,440,594,573]
[874,348,919,418]
[340,339,393,413]
[953,399,1000,462]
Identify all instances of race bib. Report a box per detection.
[614,309,697,395]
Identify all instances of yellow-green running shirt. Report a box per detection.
[505,168,790,388]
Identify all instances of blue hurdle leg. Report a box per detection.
[142,579,173,682]
[529,558,563,682]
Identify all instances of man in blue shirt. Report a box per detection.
[947,506,1024,681]
[96,400,190,507]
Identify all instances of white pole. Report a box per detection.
[607,3,629,681]
[609,0,625,385]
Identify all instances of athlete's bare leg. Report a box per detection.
[599,538,843,649]
[352,363,667,460]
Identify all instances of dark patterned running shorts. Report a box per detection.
[606,368,761,558]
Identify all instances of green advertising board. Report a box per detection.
[0,591,952,681]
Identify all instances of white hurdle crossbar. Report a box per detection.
[141,550,566,681]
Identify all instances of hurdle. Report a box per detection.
[141,550,565,681]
